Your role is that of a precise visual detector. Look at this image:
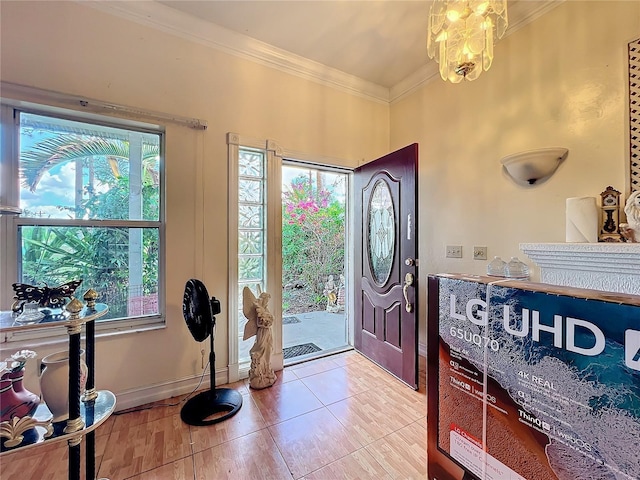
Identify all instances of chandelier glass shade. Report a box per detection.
[427,0,508,83]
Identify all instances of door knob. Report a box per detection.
[403,273,414,313]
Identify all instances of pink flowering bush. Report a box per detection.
[282,176,344,311]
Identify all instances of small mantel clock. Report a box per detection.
[599,186,622,242]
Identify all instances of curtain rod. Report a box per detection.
[0,81,207,130]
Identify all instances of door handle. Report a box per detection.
[403,273,414,313]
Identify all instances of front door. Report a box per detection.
[353,144,418,388]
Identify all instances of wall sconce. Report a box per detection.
[501,147,568,186]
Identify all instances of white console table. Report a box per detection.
[520,242,640,295]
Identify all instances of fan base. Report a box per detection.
[180,388,243,426]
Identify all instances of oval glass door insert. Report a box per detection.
[368,179,395,285]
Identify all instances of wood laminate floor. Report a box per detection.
[1,351,427,479]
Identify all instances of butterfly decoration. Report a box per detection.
[11,280,83,312]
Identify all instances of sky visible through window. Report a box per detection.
[19,113,159,221]
[19,126,95,219]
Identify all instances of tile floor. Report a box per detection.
[0,351,427,480]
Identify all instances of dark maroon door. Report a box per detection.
[353,144,418,388]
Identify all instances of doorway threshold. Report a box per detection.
[283,345,353,367]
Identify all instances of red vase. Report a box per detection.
[0,368,40,421]
[1,378,21,422]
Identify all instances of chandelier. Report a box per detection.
[427,0,508,83]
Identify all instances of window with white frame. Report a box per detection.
[0,104,164,335]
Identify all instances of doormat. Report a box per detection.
[283,343,321,359]
[283,316,301,324]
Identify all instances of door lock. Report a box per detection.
[403,272,414,313]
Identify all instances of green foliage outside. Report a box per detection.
[282,174,345,312]
[19,131,160,319]
[18,125,344,318]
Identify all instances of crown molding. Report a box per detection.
[84,1,390,104]
[507,0,565,36]
[390,62,441,104]
[85,0,564,106]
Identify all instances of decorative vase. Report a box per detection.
[0,368,40,421]
[506,257,530,280]
[39,350,88,423]
[487,256,507,277]
[1,378,21,422]
[14,302,45,324]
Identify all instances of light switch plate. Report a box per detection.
[473,246,487,260]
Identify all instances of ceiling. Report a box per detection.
[91,1,563,102]
[158,1,430,88]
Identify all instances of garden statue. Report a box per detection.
[323,275,340,313]
[620,190,640,242]
[337,274,346,311]
[242,287,277,389]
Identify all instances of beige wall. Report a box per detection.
[1,0,638,403]
[391,1,639,343]
[0,1,388,402]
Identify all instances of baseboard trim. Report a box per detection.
[113,368,227,412]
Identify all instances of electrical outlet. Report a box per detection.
[446,245,463,258]
[473,246,488,260]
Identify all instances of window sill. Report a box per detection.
[1,315,166,346]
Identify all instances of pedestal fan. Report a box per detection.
[181,279,242,425]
